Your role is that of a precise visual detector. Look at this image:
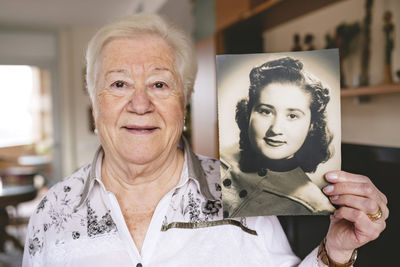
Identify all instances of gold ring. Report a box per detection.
[367,206,382,222]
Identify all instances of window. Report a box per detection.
[0,65,52,148]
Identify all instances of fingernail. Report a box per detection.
[323,185,334,193]
[331,195,339,201]
[334,210,342,219]
[326,173,338,181]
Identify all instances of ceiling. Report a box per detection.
[0,0,191,30]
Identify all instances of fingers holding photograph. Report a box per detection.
[217,49,341,217]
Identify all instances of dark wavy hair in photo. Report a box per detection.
[236,57,333,173]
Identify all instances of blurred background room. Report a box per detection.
[0,0,399,266]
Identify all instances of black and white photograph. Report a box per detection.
[217,49,341,217]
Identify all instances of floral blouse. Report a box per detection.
[23,138,319,267]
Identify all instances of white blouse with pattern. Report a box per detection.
[23,139,319,267]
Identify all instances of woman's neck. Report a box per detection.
[260,157,299,172]
[101,147,184,210]
[240,149,299,173]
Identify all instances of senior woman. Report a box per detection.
[23,14,388,267]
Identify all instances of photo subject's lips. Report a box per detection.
[122,125,159,135]
[264,137,286,147]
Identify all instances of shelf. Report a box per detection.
[246,0,283,19]
[340,83,400,97]
[216,0,283,31]
[216,0,341,32]
[216,0,343,54]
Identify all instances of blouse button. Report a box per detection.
[223,210,229,218]
[223,179,232,187]
[136,263,143,267]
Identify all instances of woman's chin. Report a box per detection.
[125,154,160,165]
[259,151,294,161]
[112,142,161,165]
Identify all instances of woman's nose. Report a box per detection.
[126,86,154,114]
[269,116,284,135]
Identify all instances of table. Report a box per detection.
[0,185,37,251]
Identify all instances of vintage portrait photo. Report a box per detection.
[217,49,341,217]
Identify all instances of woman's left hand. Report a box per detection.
[322,170,389,263]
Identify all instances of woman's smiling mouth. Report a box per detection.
[122,125,159,134]
[264,137,287,147]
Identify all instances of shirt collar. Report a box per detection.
[74,136,216,211]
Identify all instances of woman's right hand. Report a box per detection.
[321,170,388,265]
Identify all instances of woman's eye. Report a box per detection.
[153,82,167,89]
[111,81,126,88]
[288,113,298,120]
[258,108,272,115]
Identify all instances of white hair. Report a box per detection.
[85,13,197,105]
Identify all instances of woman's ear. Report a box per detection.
[309,122,315,132]
[90,99,97,128]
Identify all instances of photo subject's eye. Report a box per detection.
[287,111,304,120]
[257,106,273,116]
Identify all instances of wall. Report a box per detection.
[263,0,400,148]
[192,36,218,158]
[0,31,56,64]
[58,26,101,177]
[193,0,215,42]
[341,94,400,147]
[159,0,194,37]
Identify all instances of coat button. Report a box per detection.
[136,263,143,267]
[223,179,232,187]
[258,168,267,176]
[239,189,247,198]
[223,210,229,218]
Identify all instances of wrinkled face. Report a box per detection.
[93,34,185,165]
[248,82,312,160]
